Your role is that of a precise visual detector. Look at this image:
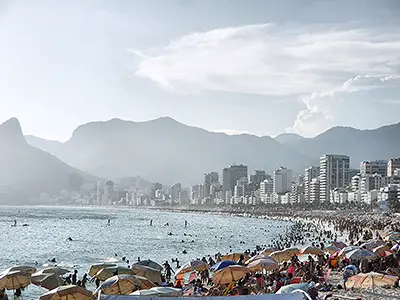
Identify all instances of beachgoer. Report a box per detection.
[185,220,188,228]
[82,274,88,288]
[13,289,21,300]
[150,220,153,226]
[163,261,174,281]
[0,289,8,300]
[107,219,110,225]
[72,270,78,285]
[65,274,72,284]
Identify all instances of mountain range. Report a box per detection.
[22,117,400,186]
[0,118,96,203]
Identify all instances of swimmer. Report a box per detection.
[67,237,73,241]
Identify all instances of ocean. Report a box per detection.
[0,206,292,298]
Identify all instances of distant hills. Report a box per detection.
[0,118,96,203]
[23,117,400,185]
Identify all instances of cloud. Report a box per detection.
[288,74,400,136]
[133,24,400,96]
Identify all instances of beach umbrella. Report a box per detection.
[99,274,156,295]
[361,240,385,250]
[324,245,340,254]
[245,254,274,265]
[131,265,161,285]
[385,234,400,242]
[346,249,376,261]
[339,245,360,257]
[373,245,393,257]
[246,259,278,272]
[0,270,31,290]
[220,253,248,262]
[210,260,237,272]
[130,287,183,297]
[41,268,70,276]
[298,246,324,256]
[8,266,37,275]
[95,266,133,281]
[133,260,163,272]
[40,285,92,300]
[276,283,309,294]
[331,241,347,249]
[32,272,64,290]
[270,250,293,263]
[346,272,397,289]
[344,265,358,274]
[213,265,249,285]
[176,260,208,275]
[88,263,117,277]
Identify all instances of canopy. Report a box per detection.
[210,260,237,272]
[40,285,92,300]
[41,267,70,276]
[8,265,37,275]
[130,287,183,297]
[213,265,249,285]
[0,269,31,290]
[176,260,208,275]
[246,259,278,271]
[100,274,156,295]
[346,272,397,289]
[132,260,163,272]
[32,272,64,290]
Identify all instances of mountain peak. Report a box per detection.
[0,117,26,146]
[275,133,304,144]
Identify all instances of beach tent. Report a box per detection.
[99,275,156,295]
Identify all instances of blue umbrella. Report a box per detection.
[345,265,358,274]
[210,260,237,271]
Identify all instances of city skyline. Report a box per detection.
[1,0,400,141]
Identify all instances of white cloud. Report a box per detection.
[133,24,400,96]
[288,74,400,136]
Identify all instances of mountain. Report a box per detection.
[288,122,400,167]
[274,133,304,144]
[29,117,312,185]
[25,135,63,155]
[0,118,96,203]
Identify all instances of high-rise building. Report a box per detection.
[351,174,361,192]
[191,185,200,201]
[179,190,190,205]
[310,178,320,203]
[249,170,267,189]
[388,158,400,177]
[104,180,114,205]
[170,183,181,203]
[273,167,292,195]
[260,179,274,202]
[222,164,248,196]
[204,172,219,197]
[234,177,249,198]
[319,154,350,202]
[360,160,387,176]
[291,182,305,204]
[360,174,389,194]
[304,166,320,203]
[150,183,162,198]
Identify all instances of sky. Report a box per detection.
[1,0,399,141]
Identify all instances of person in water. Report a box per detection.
[150,220,153,226]
[185,220,188,228]
[107,219,110,226]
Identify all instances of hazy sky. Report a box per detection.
[1,0,399,141]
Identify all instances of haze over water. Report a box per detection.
[0,206,291,298]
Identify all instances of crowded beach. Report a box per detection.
[1,211,400,300]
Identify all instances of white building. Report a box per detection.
[170,183,182,203]
[310,178,320,203]
[319,154,350,202]
[260,179,273,201]
[360,174,389,194]
[388,158,400,177]
[304,166,320,203]
[104,181,114,205]
[360,160,387,176]
[273,167,292,195]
